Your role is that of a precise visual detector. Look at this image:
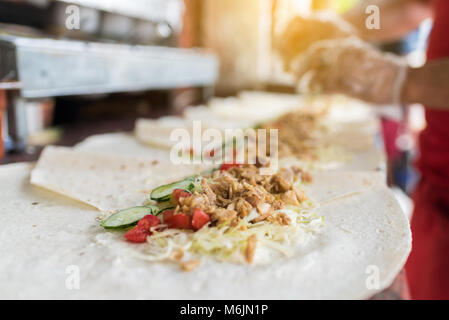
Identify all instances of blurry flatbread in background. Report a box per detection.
[80,94,384,172]
[135,117,193,149]
[30,146,205,212]
[135,115,237,152]
[207,95,302,125]
[135,93,381,161]
[75,132,171,161]
[183,105,254,130]
[78,120,383,174]
[75,129,384,173]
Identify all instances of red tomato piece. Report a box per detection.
[192,208,210,231]
[166,213,192,230]
[124,226,149,243]
[137,215,160,231]
[124,215,160,243]
[220,163,242,171]
[172,189,192,205]
[162,209,175,223]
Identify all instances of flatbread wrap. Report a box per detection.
[0,147,411,299]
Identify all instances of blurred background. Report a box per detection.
[0,0,432,195]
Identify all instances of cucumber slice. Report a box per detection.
[154,202,175,215]
[150,179,195,202]
[101,206,155,229]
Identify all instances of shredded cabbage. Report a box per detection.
[135,198,324,265]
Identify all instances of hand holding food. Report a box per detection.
[291,37,408,105]
[277,12,356,71]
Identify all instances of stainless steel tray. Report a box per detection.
[0,35,218,98]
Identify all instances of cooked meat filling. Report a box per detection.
[260,110,329,160]
[176,164,310,226]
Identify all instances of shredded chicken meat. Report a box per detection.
[260,110,329,160]
[176,164,310,226]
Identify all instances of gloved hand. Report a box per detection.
[277,12,357,71]
[291,37,409,105]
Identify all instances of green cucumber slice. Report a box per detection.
[101,206,155,229]
[150,179,195,202]
[154,202,175,215]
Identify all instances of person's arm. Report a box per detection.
[402,59,449,109]
[343,0,433,42]
[290,38,449,110]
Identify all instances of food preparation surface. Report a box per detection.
[0,107,410,299]
[0,163,410,299]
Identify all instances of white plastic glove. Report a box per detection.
[291,37,409,105]
[277,12,357,71]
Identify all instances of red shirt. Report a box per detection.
[405,0,449,300]
[418,0,449,187]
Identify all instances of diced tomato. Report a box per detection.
[124,226,149,243]
[166,213,192,230]
[125,215,160,243]
[220,163,242,171]
[172,189,192,205]
[192,208,210,231]
[137,215,160,231]
[162,209,175,223]
[209,149,215,157]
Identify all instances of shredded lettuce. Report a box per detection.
[135,197,324,264]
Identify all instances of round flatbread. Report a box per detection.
[0,161,410,299]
